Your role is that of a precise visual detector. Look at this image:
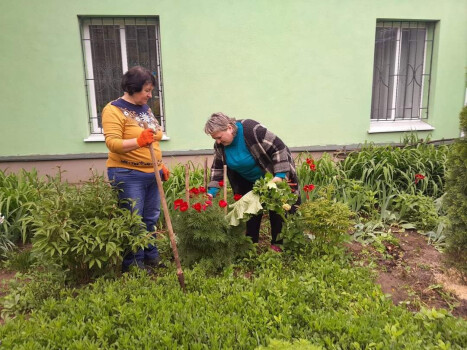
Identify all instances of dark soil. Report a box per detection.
[346,230,467,318]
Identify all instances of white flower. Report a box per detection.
[0,213,4,224]
[266,180,277,189]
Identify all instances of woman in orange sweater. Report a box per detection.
[102,66,168,273]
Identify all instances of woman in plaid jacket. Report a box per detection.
[204,112,300,252]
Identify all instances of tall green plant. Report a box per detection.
[444,106,467,277]
[340,142,447,198]
[0,169,46,249]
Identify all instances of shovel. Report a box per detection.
[143,122,185,292]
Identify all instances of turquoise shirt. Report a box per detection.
[225,122,264,183]
[208,122,285,197]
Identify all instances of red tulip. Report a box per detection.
[234,194,242,201]
[219,200,228,208]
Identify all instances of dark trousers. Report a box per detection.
[234,175,300,245]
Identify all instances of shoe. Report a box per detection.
[270,244,283,253]
[122,262,145,273]
[144,258,167,269]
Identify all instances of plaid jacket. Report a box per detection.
[208,119,299,194]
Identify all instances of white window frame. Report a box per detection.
[80,17,167,141]
[369,21,435,134]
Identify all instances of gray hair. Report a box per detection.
[204,112,237,135]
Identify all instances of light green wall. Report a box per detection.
[0,0,466,157]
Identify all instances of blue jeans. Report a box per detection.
[107,167,161,270]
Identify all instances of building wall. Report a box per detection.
[0,0,466,163]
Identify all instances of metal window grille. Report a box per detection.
[79,17,164,134]
[371,21,435,121]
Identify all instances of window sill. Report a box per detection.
[368,120,434,134]
[84,134,171,142]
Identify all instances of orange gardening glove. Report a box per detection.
[136,129,155,147]
[161,164,170,181]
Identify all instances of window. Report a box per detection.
[370,21,435,123]
[80,17,164,137]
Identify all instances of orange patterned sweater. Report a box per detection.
[102,99,163,173]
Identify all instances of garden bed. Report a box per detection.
[346,230,467,318]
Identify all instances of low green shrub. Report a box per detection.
[2,248,37,272]
[255,339,322,349]
[0,269,69,320]
[1,251,466,349]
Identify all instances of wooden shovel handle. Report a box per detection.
[143,123,185,292]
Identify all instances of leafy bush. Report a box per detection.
[444,106,467,277]
[172,188,252,270]
[297,186,354,252]
[31,173,155,282]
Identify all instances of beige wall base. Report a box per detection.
[0,155,216,184]
[0,151,330,184]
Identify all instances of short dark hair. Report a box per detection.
[121,66,156,95]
